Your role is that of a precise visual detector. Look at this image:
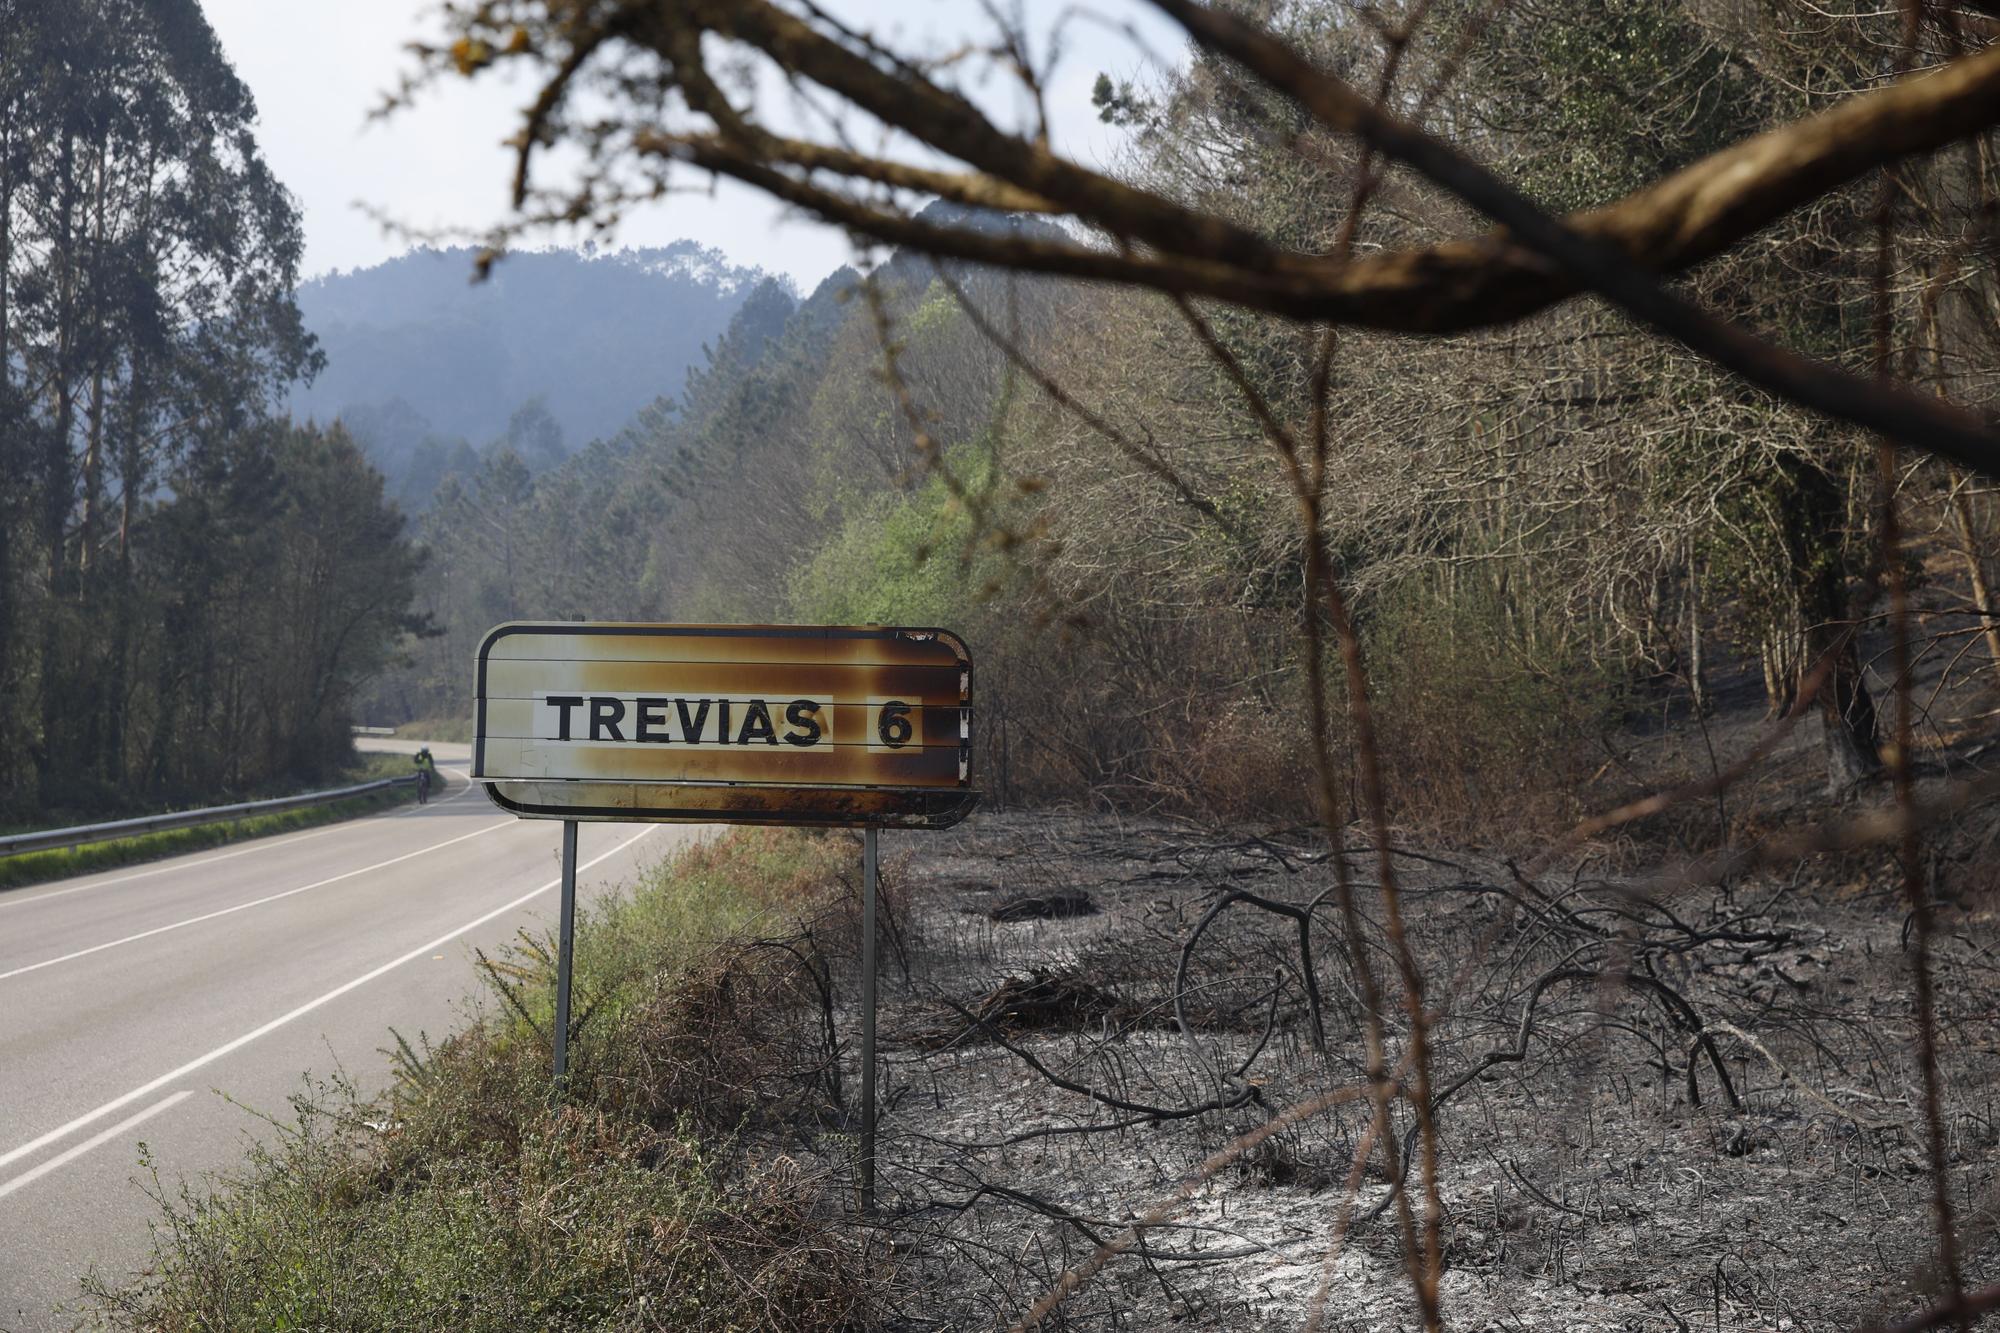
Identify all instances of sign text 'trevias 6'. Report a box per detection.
[472,623,974,828]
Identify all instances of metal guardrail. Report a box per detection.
[0,775,419,859]
[351,725,396,737]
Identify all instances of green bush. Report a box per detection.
[787,446,1004,627]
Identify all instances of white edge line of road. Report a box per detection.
[0,817,516,983]
[0,825,656,1177]
[0,764,481,914]
[0,1091,194,1201]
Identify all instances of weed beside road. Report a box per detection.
[84,828,877,1332]
[394,717,475,744]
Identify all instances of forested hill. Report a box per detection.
[362,207,1066,731]
[287,244,770,508]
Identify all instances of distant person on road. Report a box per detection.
[413,746,436,803]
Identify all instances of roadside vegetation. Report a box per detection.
[393,717,475,744]
[85,829,880,1332]
[0,761,423,893]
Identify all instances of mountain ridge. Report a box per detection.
[287,241,778,503]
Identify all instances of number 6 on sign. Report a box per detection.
[869,697,918,751]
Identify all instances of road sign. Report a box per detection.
[474,620,971,1207]
[473,622,976,828]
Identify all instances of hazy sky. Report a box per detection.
[202,1,1180,288]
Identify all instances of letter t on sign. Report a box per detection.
[545,696,584,741]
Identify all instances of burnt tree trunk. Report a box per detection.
[1778,454,1879,795]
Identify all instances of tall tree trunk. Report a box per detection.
[1687,552,1709,716]
[0,156,11,367]
[1945,472,2000,691]
[104,364,149,786]
[1761,627,1799,719]
[79,136,107,582]
[1779,453,1879,795]
[79,160,108,788]
[36,128,79,801]
[1915,236,2000,694]
[0,162,17,809]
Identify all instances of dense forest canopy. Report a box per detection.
[0,0,422,819]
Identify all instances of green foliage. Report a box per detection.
[0,0,430,822]
[1091,72,1148,126]
[786,451,999,626]
[118,420,431,804]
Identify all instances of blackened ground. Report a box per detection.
[839,810,2000,1332]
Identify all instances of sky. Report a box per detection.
[201,1,1182,289]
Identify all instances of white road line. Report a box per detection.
[0,1092,193,1200]
[0,767,482,913]
[0,817,516,983]
[0,826,656,1175]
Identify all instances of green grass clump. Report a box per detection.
[85,828,875,1332]
[395,716,475,743]
[343,751,422,783]
[94,1099,844,1332]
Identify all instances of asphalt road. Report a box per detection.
[0,748,697,1329]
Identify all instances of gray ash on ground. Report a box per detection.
[842,812,2000,1331]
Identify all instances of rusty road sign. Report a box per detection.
[474,620,972,1207]
[473,622,976,828]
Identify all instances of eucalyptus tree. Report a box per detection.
[0,0,389,815]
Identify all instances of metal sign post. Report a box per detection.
[860,826,879,1213]
[553,819,579,1085]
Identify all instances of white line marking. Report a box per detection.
[0,826,655,1174]
[0,767,481,913]
[0,818,516,983]
[0,1091,193,1200]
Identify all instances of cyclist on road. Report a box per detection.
[413,746,436,804]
